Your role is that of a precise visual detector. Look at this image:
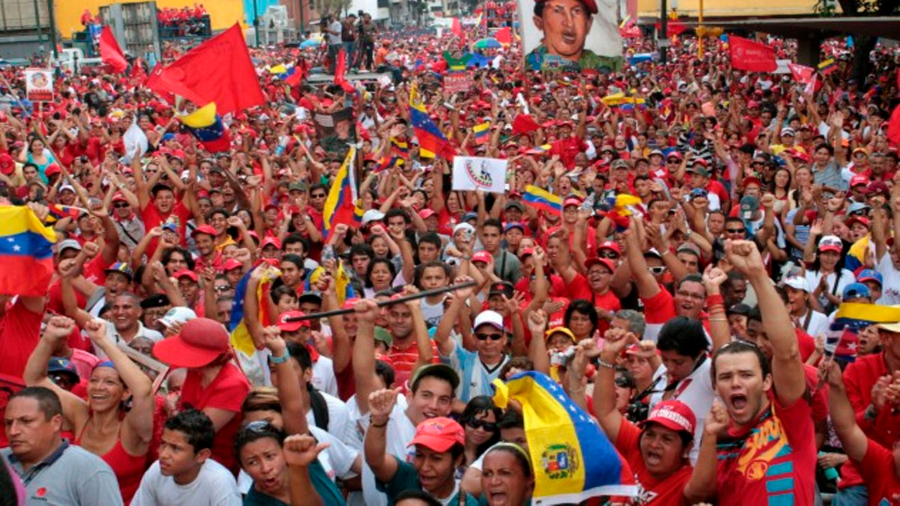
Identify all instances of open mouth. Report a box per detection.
[730,393,748,412]
[561,32,577,45]
[488,490,509,505]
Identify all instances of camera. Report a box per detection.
[626,400,650,422]
[549,347,577,367]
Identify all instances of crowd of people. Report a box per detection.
[1,5,900,506]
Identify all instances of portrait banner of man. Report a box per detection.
[518,0,623,73]
[314,107,357,156]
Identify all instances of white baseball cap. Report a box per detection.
[783,276,811,293]
[473,310,504,331]
[159,307,197,328]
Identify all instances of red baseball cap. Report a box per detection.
[111,193,128,203]
[563,197,582,208]
[223,258,243,271]
[44,164,61,177]
[597,241,622,255]
[191,225,217,238]
[418,208,437,220]
[640,400,696,436]
[519,247,535,259]
[276,311,311,332]
[408,417,466,452]
[850,175,869,188]
[584,257,616,273]
[173,269,199,282]
[472,251,492,264]
[742,176,762,188]
[152,318,230,368]
[0,154,14,175]
[846,215,870,229]
[261,236,282,249]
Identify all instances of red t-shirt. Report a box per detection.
[615,420,692,505]
[838,352,900,489]
[857,438,900,505]
[715,394,817,506]
[386,339,440,392]
[141,200,192,256]
[179,362,250,475]
[0,299,44,379]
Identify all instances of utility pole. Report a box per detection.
[33,0,44,56]
[253,0,260,47]
[299,0,306,37]
[47,0,58,58]
[659,0,668,64]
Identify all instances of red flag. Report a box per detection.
[99,26,128,73]
[729,36,777,73]
[452,17,467,45]
[788,63,814,84]
[144,24,265,114]
[887,105,900,148]
[333,50,355,94]
[512,114,541,135]
[495,27,512,46]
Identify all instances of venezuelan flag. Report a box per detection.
[523,185,562,215]
[322,147,360,240]
[177,102,231,153]
[229,263,281,356]
[410,102,450,160]
[827,304,900,362]
[493,372,637,504]
[0,206,58,297]
[473,122,490,145]
[526,144,552,155]
[46,204,83,224]
[818,58,837,75]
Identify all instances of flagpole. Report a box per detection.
[282,280,478,321]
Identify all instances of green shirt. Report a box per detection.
[377,456,478,506]
[243,460,345,506]
[525,45,623,73]
[443,51,473,71]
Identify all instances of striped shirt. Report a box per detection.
[441,340,509,402]
[811,160,845,190]
[386,339,440,390]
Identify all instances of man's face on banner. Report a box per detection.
[534,0,592,60]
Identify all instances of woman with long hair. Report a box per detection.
[459,396,502,467]
[23,317,154,503]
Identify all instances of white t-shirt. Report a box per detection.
[876,254,900,305]
[131,459,241,506]
[306,391,353,445]
[796,308,830,339]
[327,21,343,45]
[804,269,856,310]
[358,402,418,506]
[311,356,339,397]
[420,297,446,329]
[649,357,715,465]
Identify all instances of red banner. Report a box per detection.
[729,36,777,73]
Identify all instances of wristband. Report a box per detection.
[706,294,724,308]
[270,348,291,364]
[597,358,615,370]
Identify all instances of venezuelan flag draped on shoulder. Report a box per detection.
[0,206,57,297]
[322,146,363,241]
[493,371,637,504]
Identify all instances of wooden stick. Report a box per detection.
[282,280,478,322]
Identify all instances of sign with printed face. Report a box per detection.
[25,68,53,102]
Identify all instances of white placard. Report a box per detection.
[24,68,53,102]
[452,156,507,194]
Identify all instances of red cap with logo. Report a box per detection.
[597,241,622,255]
[276,311,311,332]
[640,400,696,435]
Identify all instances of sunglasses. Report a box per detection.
[311,193,327,199]
[598,251,619,260]
[726,228,746,234]
[214,285,232,293]
[467,419,498,431]
[752,161,764,166]
[475,332,504,341]
[648,266,667,275]
[113,203,130,208]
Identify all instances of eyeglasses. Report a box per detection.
[726,228,746,234]
[467,419,498,431]
[311,193,327,199]
[752,161,764,166]
[598,252,619,260]
[214,285,232,293]
[649,266,667,275]
[113,203,130,208]
[475,332,504,341]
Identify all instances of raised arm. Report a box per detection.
[363,388,401,482]
[623,220,660,299]
[282,435,328,506]
[587,330,636,441]
[262,327,309,437]
[822,360,869,463]
[726,240,806,405]
[352,299,381,415]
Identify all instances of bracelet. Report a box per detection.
[371,419,389,428]
[709,317,728,322]
[270,349,291,364]
[597,359,615,370]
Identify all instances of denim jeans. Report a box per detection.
[832,485,868,506]
[342,41,355,70]
[327,44,341,73]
